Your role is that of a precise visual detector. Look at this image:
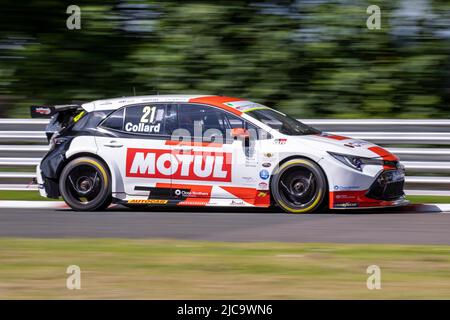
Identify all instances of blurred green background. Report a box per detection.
[0,0,449,118]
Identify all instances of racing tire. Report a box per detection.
[271,158,327,213]
[59,157,112,211]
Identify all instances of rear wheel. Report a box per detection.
[271,158,327,213]
[59,157,112,211]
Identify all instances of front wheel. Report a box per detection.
[59,157,112,211]
[271,158,327,213]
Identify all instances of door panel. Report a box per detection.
[169,103,261,200]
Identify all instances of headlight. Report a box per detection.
[328,152,384,171]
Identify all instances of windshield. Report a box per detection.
[246,108,321,136]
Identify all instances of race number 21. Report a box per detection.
[141,106,157,123]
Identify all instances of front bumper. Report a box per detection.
[366,169,405,200]
[331,194,409,209]
[330,168,407,209]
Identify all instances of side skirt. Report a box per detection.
[113,196,271,208]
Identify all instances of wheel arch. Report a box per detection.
[58,152,113,211]
[57,152,116,193]
[269,155,330,209]
[62,152,111,175]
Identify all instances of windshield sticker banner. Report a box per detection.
[223,101,267,112]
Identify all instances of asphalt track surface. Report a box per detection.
[0,205,449,244]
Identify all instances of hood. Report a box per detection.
[288,133,399,161]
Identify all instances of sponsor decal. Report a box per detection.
[334,185,361,191]
[125,122,161,133]
[126,148,232,182]
[262,162,271,168]
[124,105,164,134]
[258,182,269,190]
[334,202,358,208]
[35,107,52,115]
[335,194,358,200]
[262,152,277,162]
[274,139,287,145]
[242,176,256,183]
[259,169,269,180]
[178,200,210,206]
[128,199,168,204]
[343,141,369,148]
[257,191,267,197]
[245,160,257,168]
[174,189,209,198]
[223,101,265,112]
[231,199,245,206]
[143,96,188,102]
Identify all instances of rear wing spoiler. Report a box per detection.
[31,104,85,142]
[30,104,82,118]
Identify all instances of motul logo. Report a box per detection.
[126,148,232,182]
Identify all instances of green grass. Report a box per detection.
[0,190,59,201]
[0,191,449,204]
[407,195,450,204]
[0,238,449,299]
[0,167,35,172]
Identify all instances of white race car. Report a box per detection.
[32,95,408,213]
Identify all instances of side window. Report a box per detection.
[176,104,229,143]
[172,103,270,143]
[123,104,165,135]
[164,104,178,135]
[225,113,270,140]
[101,104,169,136]
[101,108,124,131]
[226,113,245,129]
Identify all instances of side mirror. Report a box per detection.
[230,128,250,140]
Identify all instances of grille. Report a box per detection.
[366,170,405,200]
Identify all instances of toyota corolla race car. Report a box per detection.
[32,95,408,213]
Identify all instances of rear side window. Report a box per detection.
[101,104,169,136]
[101,108,124,131]
[124,104,165,134]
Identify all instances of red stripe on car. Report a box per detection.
[329,190,398,208]
[317,133,349,141]
[368,146,399,161]
[189,96,243,116]
[165,140,223,147]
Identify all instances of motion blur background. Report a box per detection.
[0,0,449,118]
[1,0,450,300]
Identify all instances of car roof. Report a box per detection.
[81,94,257,116]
